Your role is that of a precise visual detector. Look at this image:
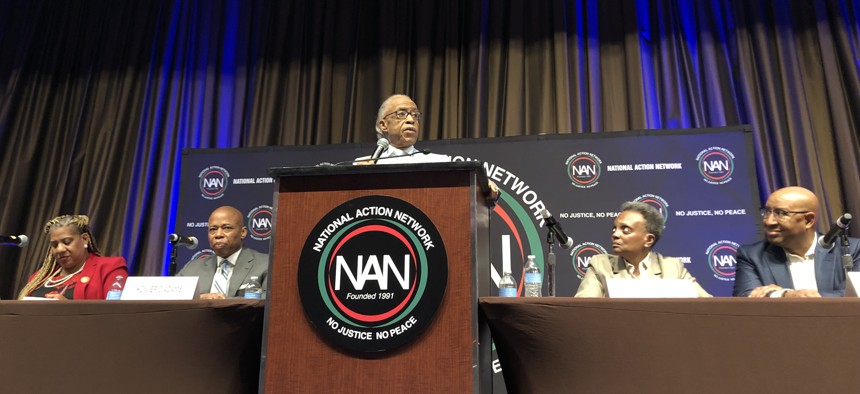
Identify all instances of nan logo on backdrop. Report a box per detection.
[297,195,447,353]
[696,147,735,185]
[635,194,670,225]
[198,166,230,200]
[571,242,609,279]
[706,240,738,281]
[565,152,603,189]
[247,205,273,241]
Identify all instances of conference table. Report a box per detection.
[0,299,264,394]
[480,297,860,393]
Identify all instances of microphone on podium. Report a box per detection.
[370,138,390,164]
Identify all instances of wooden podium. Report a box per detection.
[262,162,493,393]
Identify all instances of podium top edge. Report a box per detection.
[268,162,491,194]
[268,161,485,177]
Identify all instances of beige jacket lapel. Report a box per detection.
[610,252,665,278]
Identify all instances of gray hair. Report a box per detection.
[620,201,665,245]
[375,94,412,139]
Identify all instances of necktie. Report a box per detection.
[213,259,231,295]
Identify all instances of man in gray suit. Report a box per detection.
[178,206,269,299]
[575,201,711,298]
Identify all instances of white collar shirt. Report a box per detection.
[785,236,818,291]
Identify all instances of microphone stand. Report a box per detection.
[841,231,853,273]
[169,241,179,276]
[546,230,556,297]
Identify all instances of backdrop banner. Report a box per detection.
[177,126,760,298]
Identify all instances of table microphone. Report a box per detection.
[819,213,852,250]
[540,209,574,249]
[0,234,28,247]
[168,233,199,249]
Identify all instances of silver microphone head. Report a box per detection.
[540,209,552,219]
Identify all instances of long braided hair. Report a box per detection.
[17,215,102,299]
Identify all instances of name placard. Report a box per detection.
[606,278,698,298]
[845,272,860,297]
[120,276,199,300]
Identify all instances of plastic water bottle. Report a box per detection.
[243,276,263,299]
[499,270,517,297]
[106,275,124,300]
[524,255,542,297]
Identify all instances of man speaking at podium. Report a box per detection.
[734,186,860,297]
[356,94,452,165]
[177,206,269,299]
[357,94,500,201]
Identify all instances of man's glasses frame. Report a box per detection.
[759,207,810,221]
[382,109,422,121]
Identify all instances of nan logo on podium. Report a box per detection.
[297,195,447,353]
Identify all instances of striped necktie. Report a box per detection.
[213,259,231,295]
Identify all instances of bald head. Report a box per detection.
[768,187,819,215]
[763,186,819,255]
[210,206,244,223]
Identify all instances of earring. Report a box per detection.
[84,244,88,248]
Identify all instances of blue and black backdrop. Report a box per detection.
[176,126,761,298]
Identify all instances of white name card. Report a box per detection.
[845,272,860,297]
[606,278,698,298]
[120,276,199,300]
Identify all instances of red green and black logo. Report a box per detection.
[297,195,447,353]
[198,165,229,200]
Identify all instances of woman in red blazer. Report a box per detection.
[18,214,128,300]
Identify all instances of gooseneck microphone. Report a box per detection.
[819,213,852,250]
[370,138,390,164]
[168,233,199,249]
[540,209,574,249]
[0,234,29,247]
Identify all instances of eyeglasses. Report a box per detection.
[382,109,422,121]
[759,207,810,221]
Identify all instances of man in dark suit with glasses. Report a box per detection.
[733,186,860,297]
